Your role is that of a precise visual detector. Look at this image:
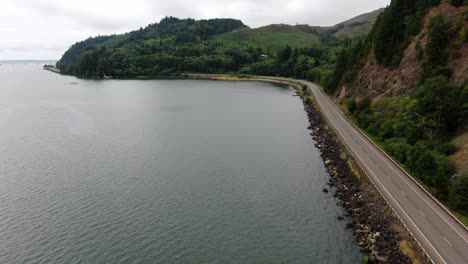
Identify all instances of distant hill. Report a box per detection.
[213,9,384,52]
[328,8,385,38]
[212,24,324,52]
[56,17,256,78]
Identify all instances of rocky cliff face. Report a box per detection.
[338,2,467,101]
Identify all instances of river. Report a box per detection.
[0,62,362,263]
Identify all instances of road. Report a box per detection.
[291,80,468,263]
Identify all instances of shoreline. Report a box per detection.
[43,66,60,74]
[190,74,424,263]
[295,87,419,263]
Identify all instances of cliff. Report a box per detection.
[338,1,467,100]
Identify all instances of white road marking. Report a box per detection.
[444,236,453,247]
[419,210,426,217]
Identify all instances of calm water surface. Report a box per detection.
[0,62,362,263]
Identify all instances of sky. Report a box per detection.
[0,0,390,60]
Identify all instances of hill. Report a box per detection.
[212,9,384,53]
[56,9,386,78]
[329,8,385,38]
[212,24,324,53]
[327,0,468,216]
[56,17,259,78]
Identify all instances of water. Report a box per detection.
[0,62,362,263]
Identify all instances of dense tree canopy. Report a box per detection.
[57,17,258,78]
[57,17,344,85]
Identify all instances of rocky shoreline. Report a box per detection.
[296,88,412,263]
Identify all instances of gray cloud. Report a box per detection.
[0,0,389,60]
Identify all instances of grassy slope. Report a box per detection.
[212,8,384,53]
[331,8,384,38]
[212,24,322,52]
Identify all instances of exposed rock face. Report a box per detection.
[338,2,467,101]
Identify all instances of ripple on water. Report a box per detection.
[0,66,362,264]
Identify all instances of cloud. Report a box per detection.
[0,0,390,60]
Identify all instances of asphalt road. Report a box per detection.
[296,80,468,264]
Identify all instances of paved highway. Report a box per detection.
[293,80,468,263]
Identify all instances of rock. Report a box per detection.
[373,232,380,238]
[298,95,411,263]
[375,255,386,262]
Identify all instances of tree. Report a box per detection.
[414,151,436,180]
[449,176,468,214]
[346,97,357,113]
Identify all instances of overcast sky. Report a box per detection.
[1,0,390,60]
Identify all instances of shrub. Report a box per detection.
[450,0,465,7]
[385,138,413,163]
[366,124,379,137]
[416,42,424,60]
[433,154,456,196]
[346,97,358,113]
[449,176,468,214]
[436,142,459,155]
[414,151,437,181]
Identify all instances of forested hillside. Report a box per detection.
[212,24,324,53]
[56,11,382,80]
[57,17,258,78]
[327,0,468,217]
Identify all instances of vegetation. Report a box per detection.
[57,17,261,78]
[212,24,323,53]
[422,14,453,80]
[330,3,468,212]
[248,41,344,86]
[57,17,350,86]
[57,11,385,81]
[371,0,440,67]
[346,77,466,199]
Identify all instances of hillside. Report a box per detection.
[212,24,324,53]
[213,9,383,53]
[328,0,468,216]
[335,2,467,99]
[56,9,387,79]
[56,17,255,78]
[329,8,385,38]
